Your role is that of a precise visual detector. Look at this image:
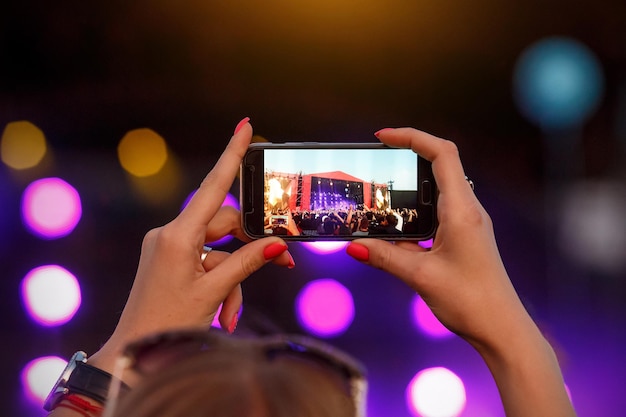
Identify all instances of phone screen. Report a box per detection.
[241,144,437,240]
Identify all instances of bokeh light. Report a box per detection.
[513,36,604,131]
[21,356,67,405]
[301,241,349,254]
[1,121,48,170]
[557,181,626,274]
[411,295,454,339]
[21,177,82,239]
[183,191,239,247]
[117,128,168,177]
[21,265,82,326]
[406,367,466,417]
[296,278,354,337]
[419,238,434,249]
[211,303,243,331]
[211,303,223,329]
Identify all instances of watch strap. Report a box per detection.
[67,361,121,404]
[44,357,131,411]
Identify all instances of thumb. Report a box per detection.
[346,240,431,292]
[198,237,290,300]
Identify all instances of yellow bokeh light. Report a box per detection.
[117,128,168,177]
[1,121,48,170]
[251,135,269,143]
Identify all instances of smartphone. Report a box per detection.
[240,142,437,241]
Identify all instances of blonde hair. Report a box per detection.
[111,344,356,417]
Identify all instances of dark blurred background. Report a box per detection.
[2,1,625,416]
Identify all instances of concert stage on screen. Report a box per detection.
[265,170,390,212]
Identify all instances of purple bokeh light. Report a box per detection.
[295,278,354,338]
[411,295,454,339]
[301,241,348,254]
[210,303,242,330]
[21,356,67,405]
[419,238,434,249]
[182,191,239,247]
[406,367,466,417]
[21,265,82,327]
[21,177,82,239]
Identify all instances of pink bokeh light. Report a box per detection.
[21,177,82,239]
[301,241,348,254]
[296,278,354,338]
[182,191,239,247]
[21,265,82,327]
[419,238,434,249]
[411,295,454,339]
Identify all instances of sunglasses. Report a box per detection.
[103,328,368,417]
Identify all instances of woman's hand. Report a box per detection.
[347,127,522,347]
[89,119,294,376]
[346,127,577,417]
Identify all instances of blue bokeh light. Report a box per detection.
[513,37,604,131]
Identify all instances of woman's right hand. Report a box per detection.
[347,127,525,349]
[346,127,577,417]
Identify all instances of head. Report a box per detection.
[107,330,365,417]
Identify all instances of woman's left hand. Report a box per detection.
[88,118,294,376]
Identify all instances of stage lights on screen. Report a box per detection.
[295,278,355,337]
[21,177,82,239]
[21,265,82,327]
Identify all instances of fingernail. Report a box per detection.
[374,127,393,138]
[234,117,250,135]
[227,314,238,334]
[346,242,369,262]
[287,252,296,269]
[263,242,288,260]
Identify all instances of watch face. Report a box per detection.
[43,351,87,411]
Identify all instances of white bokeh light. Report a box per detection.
[406,367,466,417]
[21,265,82,326]
[21,356,67,404]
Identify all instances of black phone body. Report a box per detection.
[240,142,437,241]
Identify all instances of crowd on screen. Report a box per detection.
[264,205,419,236]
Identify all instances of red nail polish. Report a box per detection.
[234,117,250,135]
[263,242,288,260]
[287,252,296,269]
[228,314,238,334]
[346,242,370,262]
[374,127,393,138]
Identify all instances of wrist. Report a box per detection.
[469,315,576,417]
[44,351,130,413]
[48,394,104,417]
[88,341,141,388]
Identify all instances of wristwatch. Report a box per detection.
[43,351,126,411]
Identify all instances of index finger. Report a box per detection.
[178,118,251,227]
[375,127,472,199]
